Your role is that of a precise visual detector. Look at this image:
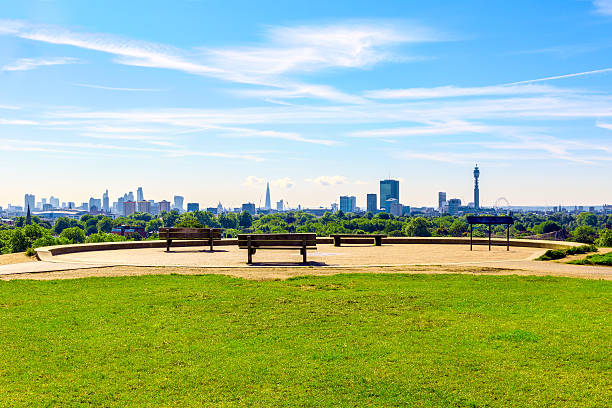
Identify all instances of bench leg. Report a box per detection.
[209,237,213,252]
[375,237,382,246]
[166,239,172,252]
[334,236,341,247]
[301,246,307,264]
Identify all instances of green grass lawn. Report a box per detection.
[0,274,610,407]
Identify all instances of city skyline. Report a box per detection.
[1,1,612,206]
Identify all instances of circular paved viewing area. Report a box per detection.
[40,243,542,268]
[0,238,610,281]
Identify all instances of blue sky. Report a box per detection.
[1,0,612,209]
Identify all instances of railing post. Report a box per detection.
[488,225,491,251]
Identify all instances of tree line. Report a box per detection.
[1,210,611,255]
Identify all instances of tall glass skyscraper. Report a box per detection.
[380,179,399,209]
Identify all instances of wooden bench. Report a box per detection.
[331,234,387,247]
[159,227,222,252]
[238,233,317,264]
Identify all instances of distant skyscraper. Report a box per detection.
[24,194,35,213]
[242,202,256,215]
[102,190,109,212]
[265,182,271,210]
[187,203,199,212]
[367,193,377,213]
[137,201,151,214]
[123,201,137,216]
[89,197,101,212]
[438,192,447,210]
[173,195,184,212]
[448,198,462,215]
[159,200,171,213]
[137,187,144,202]
[380,179,399,209]
[276,200,284,211]
[49,196,60,208]
[473,165,480,210]
[340,196,356,213]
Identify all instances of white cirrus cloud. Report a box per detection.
[597,122,612,131]
[73,83,164,92]
[348,120,491,138]
[305,175,347,186]
[2,56,80,71]
[207,21,440,76]
[364,84,575,100]
[593,0,612,15]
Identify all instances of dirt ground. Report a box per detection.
[2,263,610,281]
[0,252,36,266]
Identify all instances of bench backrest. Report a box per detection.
[159,227,222,240]
[238,233,317,248]
[331,234,387,238]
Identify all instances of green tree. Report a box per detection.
[97,217,113,233]
[596,229,612,247]
[576,213,598,227]
[404,217,431,237]
[570,225,596,244]
[218,213,239,229]
[162,210,180,227]
[60,227,86,244]
[54,217,73,235]
[175,214,204,228]
[536,220,562,234]
[449,219,468,237]
[130,212,153,222]
[239,211,253,228]
[9,229,29,252]
[146,219,163,234]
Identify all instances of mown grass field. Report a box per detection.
[0,273,610,407]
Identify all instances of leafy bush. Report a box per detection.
[25,247,36,257]
[568,252,612,266]
[85,233,128,243]
[537,245,597,261]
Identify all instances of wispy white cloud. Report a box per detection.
[0,138,263,161]
[208,21,439,76]
[597,122,612,131]
[305,175,347,186]
[0,19,443,104]
[593,0,612,15]
[364,84,576,100]
[348,121,491,138]
[73,83,163,92]
[2,56,80,71]
[0,118,39,125]
[506,68,612,85]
